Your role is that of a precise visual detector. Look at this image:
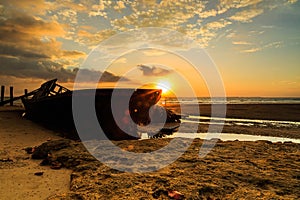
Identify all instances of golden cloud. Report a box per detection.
[229,9,264,22]
[0,10,86,82]
[76,29,116,47]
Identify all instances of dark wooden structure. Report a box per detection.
[1,79,181,140]
[1,85,4,103]
[0,86,38,106]
[20,79,164,140]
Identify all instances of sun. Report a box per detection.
[156,80,171,95]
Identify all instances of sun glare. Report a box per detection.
[156,80,171,95]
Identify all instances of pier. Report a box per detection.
[0,85,29,106]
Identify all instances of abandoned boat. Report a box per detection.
[20,79,180,140]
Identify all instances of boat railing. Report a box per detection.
[30,79,70,100]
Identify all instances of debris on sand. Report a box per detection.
[34,171,44,176]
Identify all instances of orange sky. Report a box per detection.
[0,1,300,97]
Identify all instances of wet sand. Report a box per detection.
[0,105,299,199]
[167,103,300,121]
[167,104,300,139]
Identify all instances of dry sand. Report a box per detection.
[0,105,299,199]
[0,106,71,200]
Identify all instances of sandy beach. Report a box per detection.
[2,0,300,199]
[0,107,71,200]
[0,105,299,199]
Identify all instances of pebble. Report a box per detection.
[34,171,44,176]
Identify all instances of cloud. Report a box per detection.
[287,0,298,4]
[261,25,275,29]
[0,0,298,85]
[138,64,172,76]
[0,10,86,82]
[2,0,289,50]
[263,41,283,49]
[142,50,167,57]
[0,11,65,37]
[226,26,278,53]
[204,19,232,30]
[76,29,116,47]
[232,41,252,45]
[0,56,74,82]
[229,9,264,23]
[198,9,218,19]
[241,47,261,53]
[240,41,282,53]
[114,1,126,11]
[110,1,206,32]
[218,0,263,10]
[73,68,128,83]
[113,57,127,64]
[57,9,78,25]
[0,53,126,83]
[1,0,52,15]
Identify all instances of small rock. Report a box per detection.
[40,158,50,166]
[24,147,34,154]
[168,190,184,199]
[152,189,168,198]
[34,171,44,176]
[50,161,62,169]
[0,158,13,162]
[31,139,71,159]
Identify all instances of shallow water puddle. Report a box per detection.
[184,116,300,128]
[164,132,300,143]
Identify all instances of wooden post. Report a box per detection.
[10,86,13,106]
[24,89,28,97]
[0,85,4,103]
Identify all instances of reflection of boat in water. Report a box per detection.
[20,79,180,140]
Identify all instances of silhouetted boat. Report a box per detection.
[21,79,165,140]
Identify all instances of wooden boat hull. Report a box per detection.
[22,88,162,140]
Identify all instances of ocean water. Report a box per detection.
[160,97,300,105]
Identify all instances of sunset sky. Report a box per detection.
[0,0,299,97]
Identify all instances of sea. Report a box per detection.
[160,97,300,105]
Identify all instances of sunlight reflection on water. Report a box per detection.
[162,132,300,143]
